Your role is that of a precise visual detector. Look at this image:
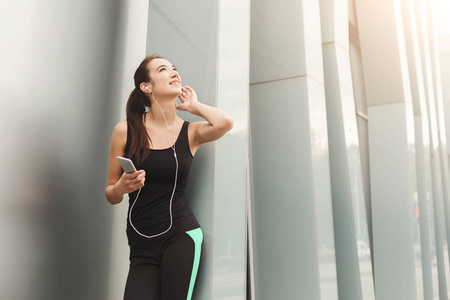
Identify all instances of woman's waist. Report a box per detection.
[128,185,186,199]
[126,198,197,228]
[128,192,189,211]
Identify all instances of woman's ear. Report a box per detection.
[140,82,151,94]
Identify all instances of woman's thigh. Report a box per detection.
[160,228,203,300]
[123,264,159,300]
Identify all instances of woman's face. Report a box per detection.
[147,58,182,97]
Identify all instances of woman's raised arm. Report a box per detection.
[177,86,233,149]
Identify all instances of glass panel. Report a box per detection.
[211,0,250,299]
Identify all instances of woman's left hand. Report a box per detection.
[177,86,200,112]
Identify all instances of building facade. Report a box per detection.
[1,0,450,299]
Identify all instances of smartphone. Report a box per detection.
[117,156,137,173]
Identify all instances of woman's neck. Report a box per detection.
[147,95,178,125]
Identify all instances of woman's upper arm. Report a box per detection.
[107,121,127,186]
[189,119,233,151]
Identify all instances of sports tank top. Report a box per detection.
[124,120,200,245]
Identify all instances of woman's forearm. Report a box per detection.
[105,183,124,205]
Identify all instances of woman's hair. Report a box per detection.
[126,54,163,164]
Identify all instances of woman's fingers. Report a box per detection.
[179,94,187,102]
[137,171,145,185]
[122,170,142,179]
[121,170,146,192]
[181,86,195,97]
[184,86,196,96]
[133,181,144,189]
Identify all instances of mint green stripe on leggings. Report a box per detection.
[185,228,203,300]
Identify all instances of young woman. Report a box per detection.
[105,55,233,300]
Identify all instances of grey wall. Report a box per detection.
[0,0,128,299]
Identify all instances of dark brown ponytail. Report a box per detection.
[126,54,163,164]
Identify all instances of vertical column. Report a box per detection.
[211,0,250,299]
[426,3,450,278]
[146,1,248,299]
[440,35,450,171]
[415,0,450,297]
[348,0,374,278]
[400,0,437,299]
[426,0,450,192]
[318,0,375,299]
[354,0,419,299]
[249,0,338,299]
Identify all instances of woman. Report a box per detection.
[105,55,233,300]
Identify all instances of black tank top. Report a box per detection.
[124,120,200,245]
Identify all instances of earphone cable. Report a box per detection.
[128,94,178,239]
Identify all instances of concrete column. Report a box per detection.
[354,0,419,299]
[401,0,438,298]
[319,0,375,299]
[415,0,450,298]
[426,2,450,195]
[426,7,450,287]
[250,0,338,299]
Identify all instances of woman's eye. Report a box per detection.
[159,68,166,72]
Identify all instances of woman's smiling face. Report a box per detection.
[147,58,182,97]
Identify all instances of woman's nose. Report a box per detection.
[171,74,180,82]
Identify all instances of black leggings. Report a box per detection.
[124,228,203,300]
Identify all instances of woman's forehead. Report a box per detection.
[149,58,173,70]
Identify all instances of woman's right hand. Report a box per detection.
[115,170,146,195]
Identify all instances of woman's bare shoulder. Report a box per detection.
[114,120,127,132]
[112,120,128,145]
